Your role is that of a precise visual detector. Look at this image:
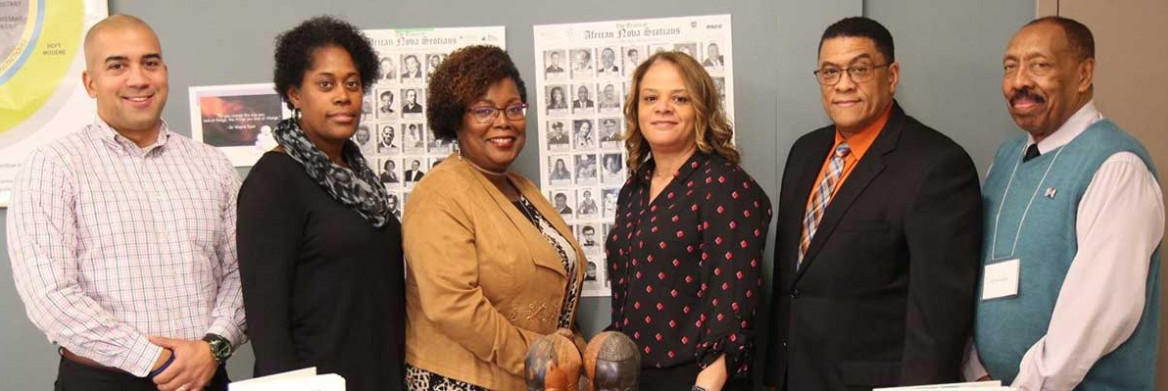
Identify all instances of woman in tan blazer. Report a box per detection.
[402,45,587,391]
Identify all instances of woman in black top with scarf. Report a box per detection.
[237,16,404,391]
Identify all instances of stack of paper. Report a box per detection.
[229,367,346,391]
[876,381,1016,390]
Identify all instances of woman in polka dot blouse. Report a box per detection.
[606,51,772,391]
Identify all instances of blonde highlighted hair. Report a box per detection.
[622,51,738,175]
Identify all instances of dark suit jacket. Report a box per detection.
[404,169,424,182]
[764,102,981,390]
[572,99,594,109]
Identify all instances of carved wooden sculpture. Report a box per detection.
[583,331,640,391]
[525,333,582,391]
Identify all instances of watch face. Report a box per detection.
[206,336,232,361]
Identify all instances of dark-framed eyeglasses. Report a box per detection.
[467,103,528,123]
[813,63,890,86]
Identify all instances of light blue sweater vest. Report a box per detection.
[975,120,1161,390]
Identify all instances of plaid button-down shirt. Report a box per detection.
[7,118,246,377]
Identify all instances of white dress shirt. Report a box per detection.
[965,101,1165,390]
[7,118,247,377]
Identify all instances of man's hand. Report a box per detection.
[149,336,218,391]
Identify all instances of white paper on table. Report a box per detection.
[875,380,1014,390]
[230,367,346,391]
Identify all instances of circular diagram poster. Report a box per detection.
[0,0,107,206]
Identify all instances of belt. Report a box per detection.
[59,347,130,375]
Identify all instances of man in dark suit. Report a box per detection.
[545,51,565,75]
[702,42,725,68]
[404,159,425,182]
[402,89,423,114]
[763,17,981,390]
[572,85,594,109]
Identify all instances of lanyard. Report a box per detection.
[990,142,1065,260]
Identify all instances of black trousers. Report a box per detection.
[55,356,230,391]
[639,362,754,391]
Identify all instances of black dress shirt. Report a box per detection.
[606,152,772,376]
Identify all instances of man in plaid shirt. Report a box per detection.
[7,14,245,391]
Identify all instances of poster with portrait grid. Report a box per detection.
[533,15,735,297]
[356,26,505,219]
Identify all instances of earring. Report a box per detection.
[292,107,301,122]
[454,141,462,160]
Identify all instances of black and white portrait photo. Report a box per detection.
[571,84,594,113]
[547,121,570,151]
[377,124,399,154]
[575,154,598,185]
[404,158,426,184]
[544,49,566,78]
[597,83,620,111]
[353,124,372,152]
[400,54,423,81]
[601,153,624,185]
[602,188,619,218]
[573,119,596,150]
[379,158,400,185]
[598,118,621,149]
[713,77,726,106]
[425,53,446,78]
[703,42,725,70]
[569,48,593,78]
[623,46,643,75]
[377,89,395,119]
[578,223,601,252]
[546,85,569,114]
[551,190,574,217]
[401,88,424,114]
[674,42,698,59]
[427,136,450,155]
[597,47,620,75]
[380,56,396,81]
[387,192,402,219]
[548,156,574,186]
[577,188,599,218]
[404,123,426,153]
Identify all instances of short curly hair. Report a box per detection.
[273,16,380,110]
[426,45,527,142]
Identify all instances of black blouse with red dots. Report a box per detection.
[605,151,773,375]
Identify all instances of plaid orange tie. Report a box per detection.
[799,142,851,268]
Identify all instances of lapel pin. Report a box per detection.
[1044,187,1057,198]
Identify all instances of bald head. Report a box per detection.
[81,14,169,143]
[84,14,161,71]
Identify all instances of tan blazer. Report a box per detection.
[402,155,586,390]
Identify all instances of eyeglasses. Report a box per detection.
[467,103,528,123]
[813,63,890,86]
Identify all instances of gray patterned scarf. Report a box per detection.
[274,118,393,227]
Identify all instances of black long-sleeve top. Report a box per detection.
[606,152,773,376]
[238,152,405,391]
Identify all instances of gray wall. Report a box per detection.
[0,0,1031,388]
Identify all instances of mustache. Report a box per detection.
[1010,88,1046,105]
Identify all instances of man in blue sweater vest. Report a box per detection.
[967,16,1164,390]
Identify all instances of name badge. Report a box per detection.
[982,258,1020,301]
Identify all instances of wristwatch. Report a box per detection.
[202,333,233,363]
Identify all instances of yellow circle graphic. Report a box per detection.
[0,0,83,135]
